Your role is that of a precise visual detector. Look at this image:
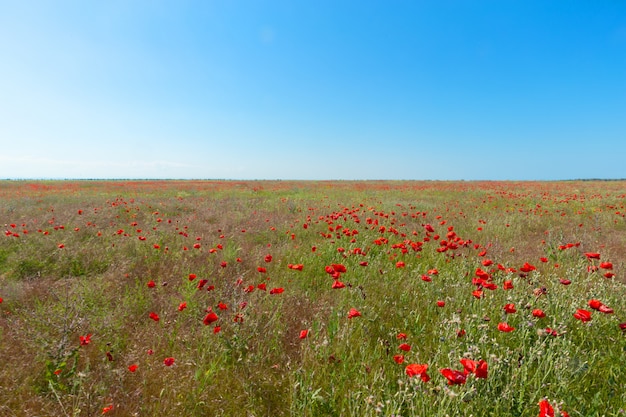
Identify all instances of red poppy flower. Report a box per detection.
[545,327,558,337]
[460,358,477,374]
[149,312,160,322]
[532,309,546,318]
[599,262,613,270]
[332,280,346,289]
[79,334,92,345]
[396,261,405,268]
[147,280,155,288]
[203,311,219,325]
[217,302,228,310]
[503,280,514,290]
[257,267,267,273]
[497,322,515,332]
[406,364,430,382]
[559,278,571,285]
[299,329,309,339]
[332,264,347,273]
[440,368,466,385]
[397,333,407,340]
[178,302,187,312]
[437,300,445,307]
[188,273,197,281]
[265,254,273,263]
[573,309,592,322]
[598,305,614,314]
[102,404,114,414]
[619,322,626,331]
[585,252,600,260]
[269,287,284,294]
[257,283,267,291]
[128,364,138,372]
[503,303,516,314]
[520,262,536,273]
[538,399,554,417]
[472,289,483,299]
[163,357,175,366]
[398,343,411,352]
[347,308,361,319]
[459,358,488,379]
[475,360,488,379]
[588,299,603,310]
[393,355,404,364]
[604,272,615,278]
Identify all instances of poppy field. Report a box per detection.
[0,180,625,416]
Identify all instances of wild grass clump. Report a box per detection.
[0,180,625,416]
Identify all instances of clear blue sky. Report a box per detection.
[1,1,625,180]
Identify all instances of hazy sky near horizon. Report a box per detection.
[1,1,625,180]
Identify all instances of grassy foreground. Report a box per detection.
[0,180,625,417]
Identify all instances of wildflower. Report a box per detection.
[269,287,284,294]
[437,300,445,307]
[79,334,92,346]
[163,357,175,366]
[503,280,514,290]
[203,311,219,325]
[584,252,600,260]
[538,399,554,417]
[440,368,466,385]
[398,343,411,352]
[520,262,536,273]
[102,404,114,414]
[332,280,346,289]
[128,364,138,372]
[573,309,592,322]
[149,312,160,322]
[347,308,361,319]
[532,309,546,318]
[147,280,155,288]
[475,360,488,379]
[503,303,516,314]
[299,330,309,339]
[406,364,430,382]
[178,302,187,312]
[497,322,515,332]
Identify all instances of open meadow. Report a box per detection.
[0,180,625,417]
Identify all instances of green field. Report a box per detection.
[1,180,625,416]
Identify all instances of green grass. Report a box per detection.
[0,180,625,416]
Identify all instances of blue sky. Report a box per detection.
[1,1,625,180]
